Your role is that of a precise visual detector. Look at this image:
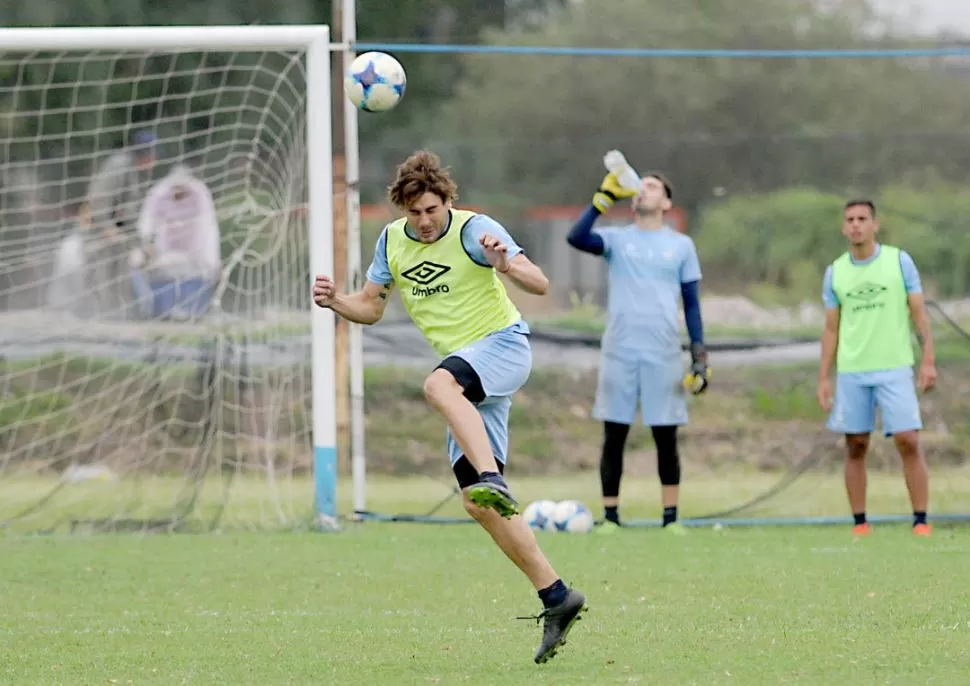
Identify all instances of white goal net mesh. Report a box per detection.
[0,46,319,533]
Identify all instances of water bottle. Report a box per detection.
[603,149,641,192]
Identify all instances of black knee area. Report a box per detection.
[453,455,504,490]
[600,421,630,498]
[652,425,681,486]
[435,356,485,404]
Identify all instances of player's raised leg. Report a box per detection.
[423,362,518,515]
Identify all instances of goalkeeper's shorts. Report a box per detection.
[593,351,688,427]
[826,367,922,437]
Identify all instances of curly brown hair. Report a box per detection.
[386,151,459,209]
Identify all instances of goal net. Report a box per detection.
[0,27,337,533]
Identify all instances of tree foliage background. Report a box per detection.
[2,0,970,299]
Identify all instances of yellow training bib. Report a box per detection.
[385,209,521,356]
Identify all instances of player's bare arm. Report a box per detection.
[479,233,549,295]
[907,292,937,392]
[312,277,393,325]
[817,307,840,411]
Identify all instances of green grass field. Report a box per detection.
[2,518,968,685]
[2,473,970,685]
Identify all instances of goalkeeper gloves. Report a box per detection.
[683,342,711,395]
[592,171,638,214]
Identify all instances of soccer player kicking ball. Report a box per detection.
[566,166,709,531]
[312,151,586,663]
[817,199,937,537]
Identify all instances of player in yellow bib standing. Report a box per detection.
[816,199,937,537]
[312,151,587,664]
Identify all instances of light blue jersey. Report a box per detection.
[822,244,923,436]
[365,212,524,286]
[593,225,702,361]
[589,224,700,427]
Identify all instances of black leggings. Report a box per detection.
[600,422,680,498]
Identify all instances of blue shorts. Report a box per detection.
[827,367,922,437]
[593,351,689,426]
[444,322,532,467]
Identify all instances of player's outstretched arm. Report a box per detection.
[312,277,393,325]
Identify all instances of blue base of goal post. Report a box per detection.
[349,511,970,528]
[314,446,338,530]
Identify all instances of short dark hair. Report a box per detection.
[644,171,673,201]
[387,151,459,209]
[844,198,876,217]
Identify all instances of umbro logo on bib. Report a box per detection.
[402,261,451,286]
[845,281,887,301]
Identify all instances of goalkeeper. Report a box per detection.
[312,151,587,665]
[566,165,708,531]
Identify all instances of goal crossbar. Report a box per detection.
[0,25,334,52]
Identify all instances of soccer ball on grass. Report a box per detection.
[552,500,595,534]
[522,499,558,532]
[344,51,406,112]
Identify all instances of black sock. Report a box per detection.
[662,506,678,527]
[604,506,619,524]
[478,471,505,486]
[538,579,568,609]
[914,511,927,526]
[853,512,867,525]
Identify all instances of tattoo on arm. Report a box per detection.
[378,285,390,300]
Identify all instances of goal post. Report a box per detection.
[338,0,371,519]
[0,25,341,532]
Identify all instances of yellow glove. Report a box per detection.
[592,172,638,214]
[683,343,711,395]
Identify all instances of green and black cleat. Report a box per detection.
[520,588,588,664]
[467,480,519,518]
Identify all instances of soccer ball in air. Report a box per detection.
[522,499,558,532]
[552,500,595,534]
[344,51,406,112]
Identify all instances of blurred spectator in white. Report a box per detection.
[129,164,222,321]
[46,201,92,315]
[84,129,158,317]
